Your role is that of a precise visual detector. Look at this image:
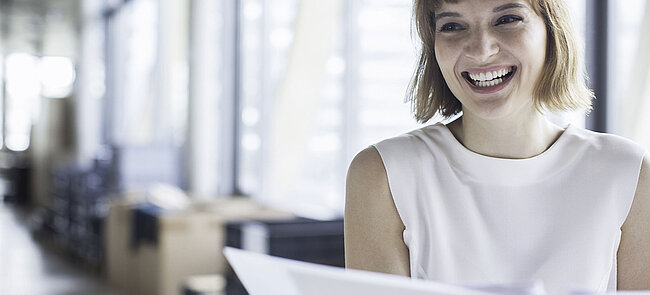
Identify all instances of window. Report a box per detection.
[105,0,189,147]
[0,54,3,149]
[186,0,228,196]
[76,0,105,162]
[609,0,648,148]
[105,0,159,145]
[4,53,41,152]
[239,0,348,218]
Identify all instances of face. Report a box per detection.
[433,0,547,120]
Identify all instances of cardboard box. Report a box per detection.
[105,193,145,293]
[105,195,292,295]
[182,274,226,295]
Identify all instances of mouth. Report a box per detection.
[461,66,517,92]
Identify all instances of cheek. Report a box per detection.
[434,41,459,77]
[502,27,547,69]
[523,32,547,57]
[520,21,548,62]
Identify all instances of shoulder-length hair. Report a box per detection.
[407,0,594,123]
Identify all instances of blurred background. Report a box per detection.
[0,0,648,294]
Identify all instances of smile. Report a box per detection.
[461,66,517,90]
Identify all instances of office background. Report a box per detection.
[0,0,649,294]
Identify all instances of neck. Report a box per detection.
[447,111,565,159]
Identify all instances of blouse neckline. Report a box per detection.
[436,122,574,162]
[426,122,577,186]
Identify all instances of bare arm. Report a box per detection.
[618,151,650,289]
[344,146,411,276]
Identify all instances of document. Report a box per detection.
[223,247,546,295]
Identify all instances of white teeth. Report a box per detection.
[475,78,502,87]
[476,78,504,88]
[468,67,512,82]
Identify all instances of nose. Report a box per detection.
[464,28,499,62]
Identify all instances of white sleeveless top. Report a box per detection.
[373,122,646,295]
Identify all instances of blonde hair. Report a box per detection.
[407,0,594,123]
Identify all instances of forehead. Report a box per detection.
[431,0,535,12]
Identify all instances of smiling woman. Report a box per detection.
[344,0,650,294]
[433,1,548,120]
[409,0,593,122]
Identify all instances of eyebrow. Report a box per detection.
[434,2,527,23]
[493,2,527,13]
[435,11,462,22]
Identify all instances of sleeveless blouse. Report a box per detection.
[373,122,646,295]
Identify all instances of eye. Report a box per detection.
[496,15,523,26]
[439,22,464,32]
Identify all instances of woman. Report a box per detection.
[344,0,650,294]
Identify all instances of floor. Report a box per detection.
[0,202,124,295]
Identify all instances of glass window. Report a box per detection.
[0,54,3,149]
[105,0,189,147]
[106,0,159,145]
[76,0,105,162]
[239,0,271,197]
[186,0,225,196]
[239,0,347,218]
[4,53,41,151]
[609,0,647,143]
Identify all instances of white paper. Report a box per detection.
[223,247,546,295]
[570,292,650,295]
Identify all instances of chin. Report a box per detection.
[463,97,520,120]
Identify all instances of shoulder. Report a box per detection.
[373,124,447,162]
[641,151,650,182]
[571,127,643,153]
[346,147,389,200]
[618,150,650,289]
[374,124,446,147]
[348,146,384,175]
[630,150,650,218]
[566,128,646,169]
[639,150,650,181]
[632,150,650,207]
[345,146,410,275]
